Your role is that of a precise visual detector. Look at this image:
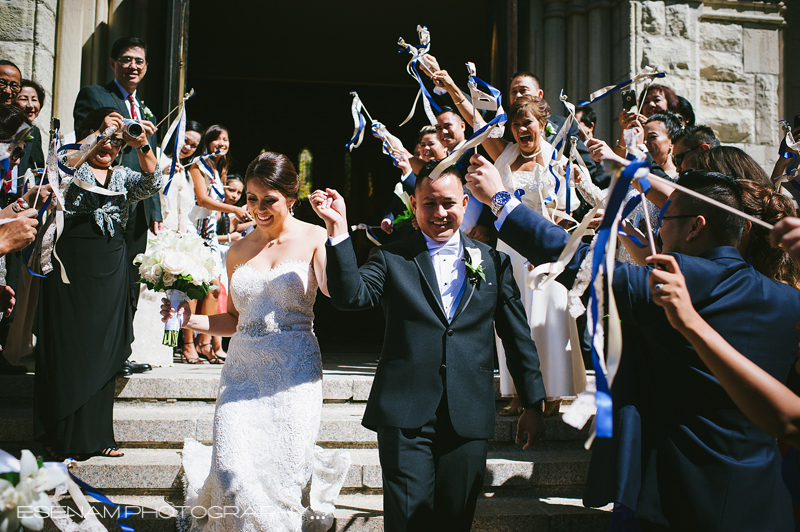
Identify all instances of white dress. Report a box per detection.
[180,261,351,532]
[493,142,586,400]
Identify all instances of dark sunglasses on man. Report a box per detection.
[673,145,701,168]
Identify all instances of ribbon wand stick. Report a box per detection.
[154,88,195,129]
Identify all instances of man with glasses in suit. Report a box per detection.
[73,37,161,376]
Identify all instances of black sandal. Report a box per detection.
[98,447,124,458]
[197,343,224,364]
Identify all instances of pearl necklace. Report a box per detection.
[519,148,541,159]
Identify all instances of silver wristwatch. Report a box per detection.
[490,190,512,217]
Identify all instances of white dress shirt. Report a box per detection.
[449,140,482,234]
[113,79,141,119]
[423,232,466,322]
[329,231,467,322]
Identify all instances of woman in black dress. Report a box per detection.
[34,107,160,460]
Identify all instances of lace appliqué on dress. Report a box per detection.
[178,261,350,532]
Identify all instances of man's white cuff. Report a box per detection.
[494,197,521,231]
[328,233,350,246]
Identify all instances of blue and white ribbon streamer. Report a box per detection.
[588,159,650,439]
[70,471,135,532]
[429,63,506,180]
[578,66,665,106]
[345,92,405,166]
[346,92,367,151]
[774,120,800,203]
[160,90,194,196]
[398,25,441,126]
[192,150,225,200]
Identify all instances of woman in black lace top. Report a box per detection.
[34,107,160,460]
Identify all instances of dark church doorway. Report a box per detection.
[184,1,495,350]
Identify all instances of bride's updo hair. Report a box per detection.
[245,151,300,201]
[509,94,550,128]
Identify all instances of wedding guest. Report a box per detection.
[648,252,800,448]
[15,79,45,176]
[613,84,680,158]
[671,124,719,172]
[693,145,772,188]
[0,60,21,106]
[643,111,682,177]
[73,36,160,376]
[34,107,160,460]
[575,105,595,143]
[188,124,248,363]
[676,95,695,127]
[466,155,799,531]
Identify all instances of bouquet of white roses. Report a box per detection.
[0,449,68,531]
[133,230,217,347]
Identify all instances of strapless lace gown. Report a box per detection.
[180,261,350,532]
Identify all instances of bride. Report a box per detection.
[162,151,350,531]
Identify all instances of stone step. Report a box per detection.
[0,402,590,446]
[19,446,591,494]
[0,359,594,404]
[41,493,612,532]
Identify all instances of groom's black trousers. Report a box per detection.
[376,383,488,532]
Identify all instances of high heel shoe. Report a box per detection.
[197,343,223,364]
[181,343,204,364]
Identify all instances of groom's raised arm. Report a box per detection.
[311,188,386,311]
[464,154,589,289]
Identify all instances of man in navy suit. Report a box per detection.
[465,154,798,531]
[73,36,161,375]
[312,161,547,531]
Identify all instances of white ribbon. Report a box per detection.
[346,92,367,151]
[584,66,664,104]
[398,25,437,126]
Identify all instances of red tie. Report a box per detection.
[128,95,138,120]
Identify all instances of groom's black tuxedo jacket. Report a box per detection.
[326,230,546,440]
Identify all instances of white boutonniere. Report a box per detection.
[464,247,486,285]
[140,102,154,120]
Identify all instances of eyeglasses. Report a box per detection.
[116,56,146,67]
[673,145,700,168]
[0,79,21,93]
[660,214,700,224]
[105,137,125,148]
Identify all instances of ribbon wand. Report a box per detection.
[155,88,195,130]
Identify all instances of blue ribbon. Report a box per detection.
[69,472,135,532]
[578,72,666,106]
[370,122,401,167]
[346,111,365,151]
[411,61,441,116]
[56,143,83,175]
[653,199,671,242]
[162,114,183,196]
[467,74,506,138]
[589,159,650,438]
[564,160,571,215]
[198,152,224,200]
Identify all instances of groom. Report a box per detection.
[311,161,546,531]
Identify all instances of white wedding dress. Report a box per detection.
[179,260,351,532]
[493,142,586,400]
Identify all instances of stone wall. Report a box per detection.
[0,0,58,148]
[633,0,785,169]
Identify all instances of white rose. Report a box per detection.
[162,271,175,286]
[162,251,188,275]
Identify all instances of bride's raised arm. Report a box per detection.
[312,225,330,298]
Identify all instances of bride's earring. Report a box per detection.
[289,202,295,216]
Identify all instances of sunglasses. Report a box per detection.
[673,145,700,168]
[105,137,125,148]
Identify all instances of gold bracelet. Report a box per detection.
[454,96,466,106]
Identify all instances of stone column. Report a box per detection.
[543,0,569,105]
[587,0,613,142]
[520,0,545,83]
[54,0,88,134]
[567,0,588,106]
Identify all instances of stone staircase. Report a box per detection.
[0,354,611,531]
